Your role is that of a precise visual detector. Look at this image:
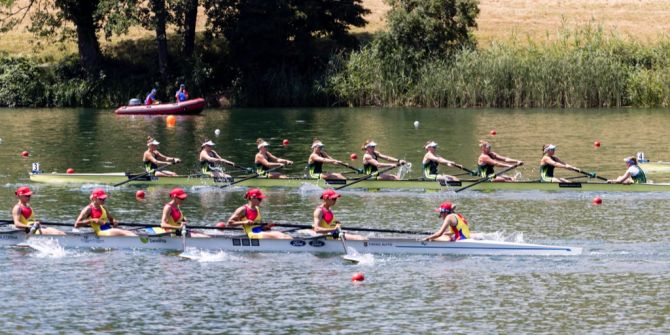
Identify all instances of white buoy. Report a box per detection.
[413,121,420,128]
[214,129,221,136]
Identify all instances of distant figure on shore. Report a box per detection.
[175,84,189,102]
[145,88,159,105]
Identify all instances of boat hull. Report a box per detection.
[1,231,581,256]
[29,172,670,192]
[114,98,205,115]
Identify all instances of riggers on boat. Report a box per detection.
[29,172,670,192]
[0,230,582,256]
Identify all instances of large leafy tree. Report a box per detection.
[376,0,480,66]
[204,0,369,105]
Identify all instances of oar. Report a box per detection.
[451,164,477,176]
[218,165,284,189]
[338,229,359,263]
[335,163,401,191]
[0,219,242,232]
[229,163,254,174]
[114,161,177,187]
[569,167,608,181]
[336,162,363,174]
[263,222,433,235]
[454,163,522,193]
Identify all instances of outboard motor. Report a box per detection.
[128,98,142,106]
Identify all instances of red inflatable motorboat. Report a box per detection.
[115,98,205,115]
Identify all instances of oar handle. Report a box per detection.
[454,163,521,193]
[218,165,284,188]
[231,163,254,174]
[335,163,402,190]
[0,219,243,232]
[115,161,178,187]
[571,167,608,181]
[453,164,477,176]
[336,161,362,174]
[268,222,433,235]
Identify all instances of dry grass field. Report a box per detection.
[1,0,669,60]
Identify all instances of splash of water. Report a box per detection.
[344,245,375,265]
[23,238,68,258]
[179,247,238,262]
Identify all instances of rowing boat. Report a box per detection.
[0,230,581,256]
[29,172,670,192]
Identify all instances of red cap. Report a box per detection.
[90,188,108,200]
[320,189,341,200]
[434,201,455,213]
[169,188,188,199]
[15,186,32,196]
[244,188,266,200]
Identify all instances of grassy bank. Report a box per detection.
[328,26,670,108]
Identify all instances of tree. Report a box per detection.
[376,0,480,66]
[173,0,198,57]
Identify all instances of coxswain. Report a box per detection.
[539,144,578,183]
[254,138,293,179]
[224,189,292,239]
[307,139,346,180]
[11,186,64,235]
[311,189,366,240]
[421,140,463,181]
[361,139,406,180]
[74,189,137,236]
[160,188,209,237]
[143,136,181,176]
[608,156,647,184]
[199,139,235,181]
[175,84,189,102]
[477,140,523,182]
[423,201,471,242]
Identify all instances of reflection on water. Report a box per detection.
[0,107,669,333]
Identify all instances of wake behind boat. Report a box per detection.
[0,229,581,256]
[29,171,670,192]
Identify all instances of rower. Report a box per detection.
[608,156,647,184]
[423,201,470,242]
[312,189,366,240]
[307,139,345,180]
[143,136,181,176]
[477,140,523,182]
[74,189,137,236]
[199,139,235,181]
[255,138,293,179]
[160,188,209,237]
[539,144,577,183]
[361,140,406,181]
[11,186,65,235]
[224,189,292,239]
[421,140,462,181]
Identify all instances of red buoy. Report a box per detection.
[282,139,289,146]
[20,151,29,157]
[215,222,227,228]
[166,115,177,126]
[135,190,146,200]
[594,141,601,148]
[66,168,75,174]
[351,272,365,282]
[490,129,497,136]
[592,196,602,205]
[350,153,358,160]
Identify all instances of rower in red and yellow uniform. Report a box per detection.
[423,201,471,241]
[312,189,366,240]
[255,138,293,179]
[477,140,523,181]
[307,139,346,180]
[361,139,406,180]
[143,136,181,176]
[160,188,209,238]
[74,189,137,237]
[225,189,292,239]
[11,186,64,235]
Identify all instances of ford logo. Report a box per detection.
[309,240,325,247]
[290,240,306,247]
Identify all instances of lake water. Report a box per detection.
[0,107,669,334]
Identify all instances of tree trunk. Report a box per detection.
[60,0,102,73]
[182,0,198,57]
[151,0,169,80]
